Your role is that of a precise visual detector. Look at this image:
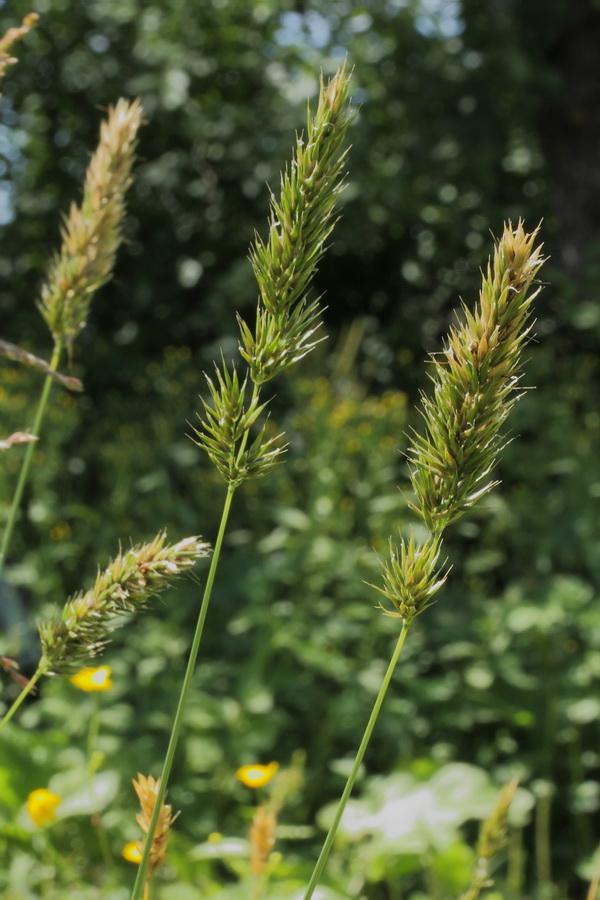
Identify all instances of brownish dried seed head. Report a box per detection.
[250,805,277,878]
[38,98,144,349]
[0,12,38,80]
[132,774,178,877]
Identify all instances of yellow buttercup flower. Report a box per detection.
[26,788,61,827]
[236,762,278,789]
[69,665,112,692]
[122,841,142,864]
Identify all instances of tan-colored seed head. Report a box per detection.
[250,804,277,878]
[132,774,178,877]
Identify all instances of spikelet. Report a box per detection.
[38,533,210,674]
[0,431,37,452]
[371,533,449,623]
[0,12,38,82]
[461,779,518,900]
[250,805,277,879]
[132,774,177,878]
[0,338,83,391]
[239,62,354,385]
[408,221,545,533]
[371,222,545,622]
[194,64,353,488]
[38,98,143,351]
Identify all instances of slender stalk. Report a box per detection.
[0,664,45,731]
[535,791,552,890]
[0,341,63,580]
[507,827,525,896]
[87,697,100,774]
[586,843,600,900]
[302,621,410,900]
[130,484,237,900]
[93,814,115,875]
[251,875,263,900]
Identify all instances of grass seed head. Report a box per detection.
[241,62,354,384]
[0,12,38,82]
[371,533,449,623]
[132,774,178,877]
[39,532,210,675]
[408,220,546,533]
[38,98,143,351]
[250,805,277,879]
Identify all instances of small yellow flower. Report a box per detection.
[122,841,142,864]
[70,665,112,692]
[26,788,61,827]
[236,762,278,789]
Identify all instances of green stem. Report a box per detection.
[0,340,63,580]
[93,813,115,875]
[130,484,237,900]
[0,664,45,731]
[507,827,524,896]
[535,791,552,890]
[302,621,410,900]
[87,696,100,773]
[251,875,263,900]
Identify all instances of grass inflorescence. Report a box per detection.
[38,98,144,353]
[39,533,210,675]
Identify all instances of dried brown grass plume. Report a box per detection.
[133,774,178,878]
[38,98,143,351]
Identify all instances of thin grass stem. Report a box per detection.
[130,484,237,900]
[0,340,63,580]
[93,814,115,876]
[302,620,411,900]
[586,843,600,900]
[251,875,263,900]
[87,697,100,774]
[535,791,552,889]
[0,663,45,731]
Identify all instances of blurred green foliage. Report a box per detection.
[2,0,600,897]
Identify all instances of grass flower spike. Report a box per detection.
[38,98,143,352]
[409,220,545,533]
[250,805,277,879]
[0,12,38,82]
[237,762,279,789]
[39,533,210,675]
[70,665,113,692]
[132,774,177,877]
[461,779,518,900]
[133,67,352,900]
[0,98,142,584]
[0,533,209,732]
[26,788,61,827]
[239,62,354,385]
[193,66,353,490]
[193,361,285,486]
[303,223,546,900]
[372,533,449,623]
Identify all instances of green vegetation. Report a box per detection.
[2,2,600,898]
